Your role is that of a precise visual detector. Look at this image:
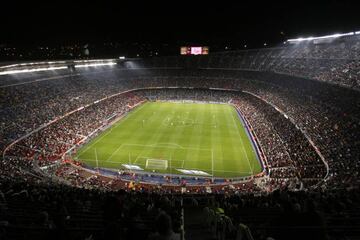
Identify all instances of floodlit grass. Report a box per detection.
[75,101,262,178]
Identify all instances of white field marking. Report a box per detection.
[132,152,143,165]
[110,102,148,127]
[68,158,252,175]
[79,158,146,166]
[78,158,252,174]
[230,108,253,175]
[122,143,212,152]
[78,158,112,164]
[83,156,218,165]
[125,143,212,165]
[104,144,124,162]
[136,156,191,163]
[77,127,115,158]
[211,149,214,177]
[77,103,148,157]
[174,166,252,174]
[145,159,168,169]
[130,150,226,175]
[130,148,163,166]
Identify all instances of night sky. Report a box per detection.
[1,0,359,49]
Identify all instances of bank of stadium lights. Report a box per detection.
[0,59,115,69]
[0,60,117,75]
[0,61,67,69]
[287,31,360,43]
[73,59,116,63]
[0,66,68,75]
[74,62,117,68]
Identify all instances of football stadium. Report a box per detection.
[0,2,360,240]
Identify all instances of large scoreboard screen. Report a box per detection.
[180,46,209,55]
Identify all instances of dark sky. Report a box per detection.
[1,0,359,47]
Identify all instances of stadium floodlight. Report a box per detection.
[75,59,103,63]
[74,62,116,68]
[0,66,68,75]
[0,61,68,70]
[119,56,125,59]
[0,64,18,69]
[73,59,117,63]
[287,31,355,42]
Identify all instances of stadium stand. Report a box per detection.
[0,34,360,239]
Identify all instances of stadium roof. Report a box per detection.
[287,31,360,43]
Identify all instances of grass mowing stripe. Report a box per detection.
[76,102,261,178]
[230,106,253,174]
[77,102,148,157]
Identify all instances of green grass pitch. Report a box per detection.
[75,101,262,178]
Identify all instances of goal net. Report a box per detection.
[145,159,168,170]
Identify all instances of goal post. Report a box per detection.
[145,159,168,170]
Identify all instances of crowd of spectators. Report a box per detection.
[1,68,359,190]
[1,37,360,239]
[0,175,358,240]
[0,178,182,240]
[195,186,360,240]
[139,89,327,188]
[3,91,144,177]
[135,34,360,89]
[233,94,327,181]
[2,87,327,191]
